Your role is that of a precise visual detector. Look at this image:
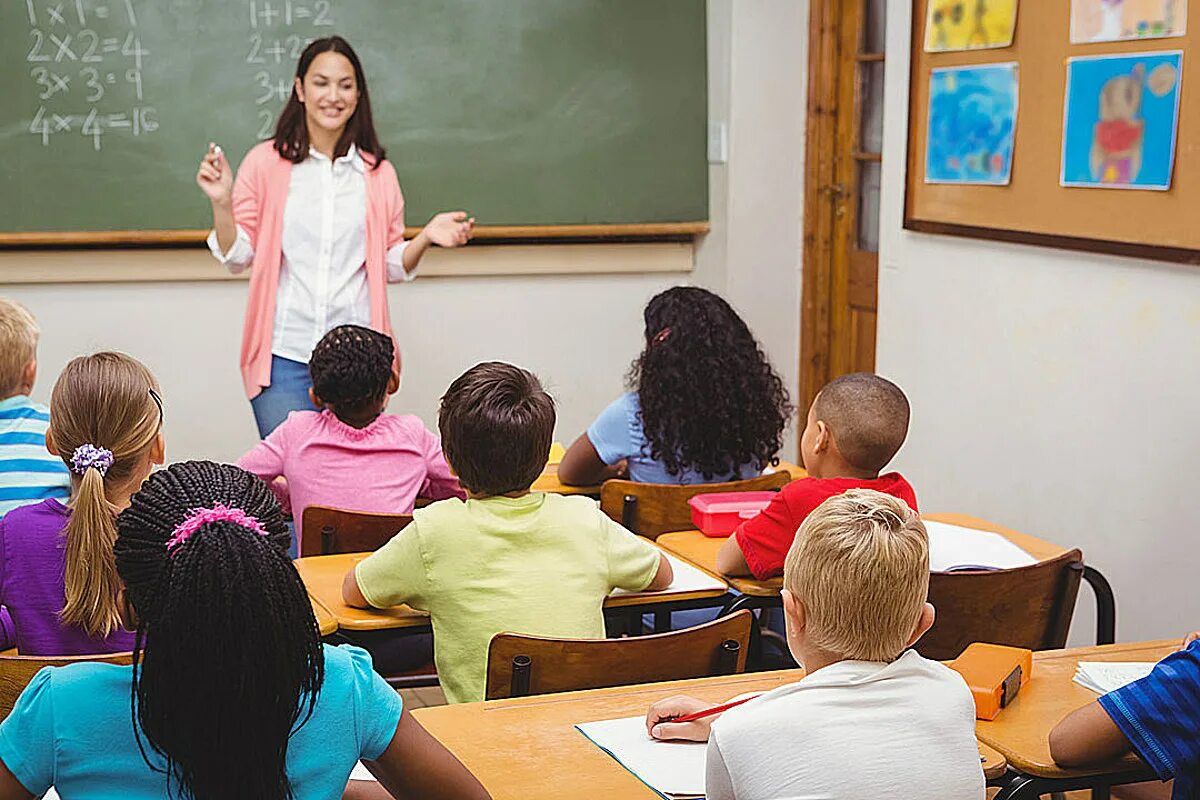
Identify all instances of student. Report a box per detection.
[558,286,792,486]
[0,352,164,656]
[1049,630,1200,800]
[0,461,489,800]
[342,361,673,704]
[0,298,70,518]
[238,324,463,545]
[717,372,916,579]
[645,490,985,799]
[0,299,72,651]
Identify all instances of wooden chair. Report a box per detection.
[484,609,754,700]
[1,651,132,720]
[300,505,413,557]
[600,471,792,540]
[919,548,1103,661]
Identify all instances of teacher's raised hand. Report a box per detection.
[423,211,476,248]
[195,143,233,205]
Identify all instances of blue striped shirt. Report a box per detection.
[0,396,70,519]
[1099,640,1200,800]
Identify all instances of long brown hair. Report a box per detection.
[272,36,386,169]
[49,352,162,638]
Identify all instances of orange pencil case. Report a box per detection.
[948,643,1032,721]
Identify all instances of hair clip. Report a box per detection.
[148,387,164,425]
[653,327,673,344]
[71,444,114,477]
[165,504,268,555]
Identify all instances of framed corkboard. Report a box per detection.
[905,1,1199,264]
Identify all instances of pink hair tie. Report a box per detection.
[165,504,269,555]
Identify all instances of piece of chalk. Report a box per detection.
[213,145,223,157]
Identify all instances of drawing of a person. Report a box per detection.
[1097,0,1125,41]
[1090,64,1145,184]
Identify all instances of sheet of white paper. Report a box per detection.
[576,714,706,799]
[609,552,726,597]
[350,761,378,781]
[925,520,1037,572]
[43,791,60,800]
[1073,662,1156,694]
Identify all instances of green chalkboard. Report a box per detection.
[0,0,707,241]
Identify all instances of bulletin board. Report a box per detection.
[905,1,1199,264]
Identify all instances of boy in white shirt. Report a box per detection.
[646,489,985,799]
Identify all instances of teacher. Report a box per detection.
[196,36,473,438]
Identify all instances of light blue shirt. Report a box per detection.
[0,396,70,519]
[586,392,758,485]
[0,644,402,800]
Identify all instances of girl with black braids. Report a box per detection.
[559,286,793,486]
[239,324,463,550]
[0,461,489,800]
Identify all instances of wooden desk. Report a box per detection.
[657,513,1070,600]
[298,545,730,632]
[531,460,807,499]
[412,668,1002,799]
[979,640,1173,796]
[311,596,338,637]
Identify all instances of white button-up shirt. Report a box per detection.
[208,145,412,364]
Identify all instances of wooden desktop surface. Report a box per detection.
[531,460,806,497]
[310,595,338,637]
[976,639,1175,779]
[656,513,1069,598]
[297,542,730,631]
[412,668,1003,798]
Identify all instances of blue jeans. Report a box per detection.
[250,355,318,438]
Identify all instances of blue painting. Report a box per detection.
[1061,51,1183,190]
[926,63,1019,185]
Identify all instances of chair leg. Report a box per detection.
[1082,566,1116,645]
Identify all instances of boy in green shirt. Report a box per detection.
[343,361,672,703]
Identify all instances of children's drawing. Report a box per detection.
[1070,0,1187,44]
[925,63,1019,185]
[925,0,1019,52]
[1061,52,1182,190]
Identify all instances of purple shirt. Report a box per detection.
[0,499,135,656]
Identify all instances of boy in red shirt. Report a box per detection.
[717,373,917,580]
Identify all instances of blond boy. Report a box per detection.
[0,298,69,518]
[647,490,984,799]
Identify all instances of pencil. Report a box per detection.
[666,693,762,724]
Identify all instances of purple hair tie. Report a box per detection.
[165,504,269,555]
[70,444,114,477]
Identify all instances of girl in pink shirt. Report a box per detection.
[237,325,464,552]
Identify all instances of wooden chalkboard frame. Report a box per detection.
[0,222,709,248]
[903,0,1200,266]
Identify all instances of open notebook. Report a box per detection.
[1074,662,1156,694]
[576,714,706,799]
[609,552,726,598]
[925,520,1037,572]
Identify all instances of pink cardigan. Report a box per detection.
[231,141,406,399]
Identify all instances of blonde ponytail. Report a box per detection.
[61,464,123,637]
[50,353,162,639]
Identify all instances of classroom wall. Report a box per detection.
[878,1,1200,642]
[0,1,806,466]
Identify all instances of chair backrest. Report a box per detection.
[600,471,792,540]
[484,610,755,700]
[0,651,132,720]
[918,548,1085,661]
[300,505,413,557]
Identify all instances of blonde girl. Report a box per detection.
[0,352,163,654]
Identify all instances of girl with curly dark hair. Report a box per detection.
[559,287,793,486]
[0,461,489,800]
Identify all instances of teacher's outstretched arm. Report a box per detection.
[399,211,476,276]
[196,142,237,255]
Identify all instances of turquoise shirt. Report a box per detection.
[0,644,402,800]
[0,395,70,519]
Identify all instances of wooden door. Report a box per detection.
[799,0,887,412]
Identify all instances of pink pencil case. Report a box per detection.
[689,492,777,537]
